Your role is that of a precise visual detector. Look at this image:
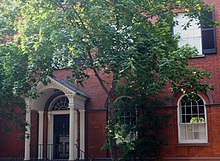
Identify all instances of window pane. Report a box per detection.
[199,105,205,114]
[192,105,198,115]
[114,97,137,144]
[180,123,206,141]
[174,13,202,55]
[202,28,215,50]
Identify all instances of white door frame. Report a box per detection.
[47,110,79,160]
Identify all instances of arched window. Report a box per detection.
[114,97,137,144]
[178,95,207,143]
[50,95,69,111]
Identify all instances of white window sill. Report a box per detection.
[178,143,209,146]
[191,54,205,59]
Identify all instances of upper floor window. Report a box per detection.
[173,11,216,55]
[178,95,208,144]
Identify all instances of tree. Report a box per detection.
[0,0,216,160]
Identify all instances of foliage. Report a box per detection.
[0,0,216,160]
[113,96,169,160]
[190,117,205,123]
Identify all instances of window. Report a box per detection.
[173,12,216,55]
[50,95,69,111]
[114,97,137,144]
[178,95,207,143]
[174,13,202,54]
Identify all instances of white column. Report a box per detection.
[79,109,85,159]
[47,112,54,160]
[38,111,44,159]
[74,110,78,152]
[24,99,32,161]
[67,95,77,161]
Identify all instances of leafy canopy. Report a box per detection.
[0,0,213,96]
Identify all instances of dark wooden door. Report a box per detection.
[54,114,69,159]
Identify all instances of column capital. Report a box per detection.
[66,94,75,108]
[66,94,74,102]
[25,98,33,109]
[38,111,44,114]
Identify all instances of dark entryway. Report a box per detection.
[54,114,69,159]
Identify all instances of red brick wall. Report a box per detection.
[87,111,107,158]
[0,109,38,158]
[0,114,24,158]
[30,110,38,158]
[160,1,220,159]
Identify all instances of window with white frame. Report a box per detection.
[173,12,216,55]
[114,97,137,144]
[178,95,207,143]
[173,13,203,54]
[50,95,69,111]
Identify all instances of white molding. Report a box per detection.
[177,94,208,144]
[36,76,76,95]
[24,106,31,161]
[80,109,85,159]
[38,111,44,159]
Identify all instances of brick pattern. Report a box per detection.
[0,114,24,157]
[161,0,220,159]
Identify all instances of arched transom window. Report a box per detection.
[50,95,69,111]
[178,95,207,143]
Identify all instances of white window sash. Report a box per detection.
[174,13,203,55]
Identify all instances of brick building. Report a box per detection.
[1,0,220,161]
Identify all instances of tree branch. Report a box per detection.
[86,49,111,97]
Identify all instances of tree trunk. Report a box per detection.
[107,95,118,161]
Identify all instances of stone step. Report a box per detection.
[1,157,113,161]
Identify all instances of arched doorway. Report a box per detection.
[24,77,88,161]
[48,95,70,159]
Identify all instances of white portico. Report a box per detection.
[24,77,88,161]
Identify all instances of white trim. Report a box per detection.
[47,109,71,160]
[24,108,31,160]
[36,76,76,95]
[38,111,44,159]
[67,94,78,160]
[69,105,77,160]
[47,112,54,160]
[177,94,208,144]
[46,95,79,160]
[24,99,33,161]
[48,110,70,115]
[80,110,85,159]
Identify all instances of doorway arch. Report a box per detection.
[24,77,88,161]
